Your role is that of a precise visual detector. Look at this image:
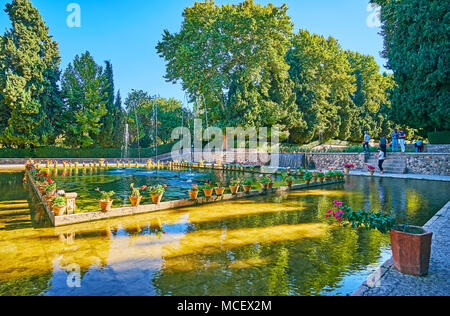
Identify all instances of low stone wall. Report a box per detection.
[304,153,365,170]
[424,144,450,153]
[406,154,450,176]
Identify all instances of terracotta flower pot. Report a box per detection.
[52,205,66,216]
[229,185,239,194]
[129,195,142,207]
[203,189,214,198]
[344,168,350,174]
[268,183,274,189]
[151,193,164,204]
[243,185,252,193]
[369,171,375,176]
[390,227,433,276]
[311,177,317,183]
[305,180,311,184]
[215,187,225,196]
[260,183,268,189]
[318,177,324,182]
[286,180,293,186]
[99,200,113,212]
[188,190,199,200]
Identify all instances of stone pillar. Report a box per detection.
[65,193,78,215]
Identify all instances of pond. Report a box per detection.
[0,171,448,296]
[45,167,298,213]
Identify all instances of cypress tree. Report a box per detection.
[0,0,61,148]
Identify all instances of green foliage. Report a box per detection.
[287,30,356,144]
[372,0,450,134]
[61,51,108,148]
[156,0,300,135]
[326,202,397,234]
[428,131,450,144]
[125,90,192,147]
[98,61,126,147]
[0,0,61,148]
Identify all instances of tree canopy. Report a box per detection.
[372,0,449,134]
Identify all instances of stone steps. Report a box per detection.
[365,154,407,174]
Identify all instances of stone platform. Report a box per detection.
[353,201,450,296]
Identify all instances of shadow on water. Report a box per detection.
[0,170,448,296]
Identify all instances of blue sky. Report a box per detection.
[0,0,386,107]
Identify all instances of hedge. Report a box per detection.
[0,142,176,159]
[428,131,450,144]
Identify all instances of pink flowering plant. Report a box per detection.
[325,200,397,234]
[366,165,376,171]
[344,164,355,169]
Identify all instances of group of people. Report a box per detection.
[363,128,423,174]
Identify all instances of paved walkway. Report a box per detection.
[353,201,450,296]
[349,170,450,182]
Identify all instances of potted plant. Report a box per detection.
[325,201,433,276]
[367,165,376,176]
[303,172,312,184]
[129,183,146,206]
[96,189,115,212]
[149,185,167,204]
[243,178,253,192]
[259,175,272,189]
[214,181,226,196]
[44,180,57,198]
[344,164,355,174]
[201,180,215,198]
[189,184,199,200]
[325,170,334,181]
[51,196,67,216]
[317,171,325,182]
[334,171,344,179]
[282,172,294,186]
[229,178,241,194]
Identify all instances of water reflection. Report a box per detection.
[0,171,448,296]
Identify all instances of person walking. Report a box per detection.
[378,149,385,174]
[363,131,370,153]
[391,129,399,152]
[399,129,406,153]
[379,135,388,157]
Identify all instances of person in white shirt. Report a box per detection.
[378,149,385,174]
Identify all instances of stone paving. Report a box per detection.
[353,201,450,296]
[349,170,450,182]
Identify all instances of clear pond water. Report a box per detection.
[0,170,448,296]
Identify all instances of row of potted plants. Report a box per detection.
[96,183,168,212]
[25,161,68,216]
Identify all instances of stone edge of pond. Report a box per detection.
[26,172,344,227]
[352,200,450,296]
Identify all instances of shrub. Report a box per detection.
[428,131,450,144]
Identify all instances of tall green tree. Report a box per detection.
[372,0,449,134]
[61,51,108,148]
[346,51,395,141]
[0,0,61,148]
[156,0,300,135]
[97,60,125,147]
[286,30,356,144]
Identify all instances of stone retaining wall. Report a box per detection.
[406,154,450,176]
[304,153,365,170]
